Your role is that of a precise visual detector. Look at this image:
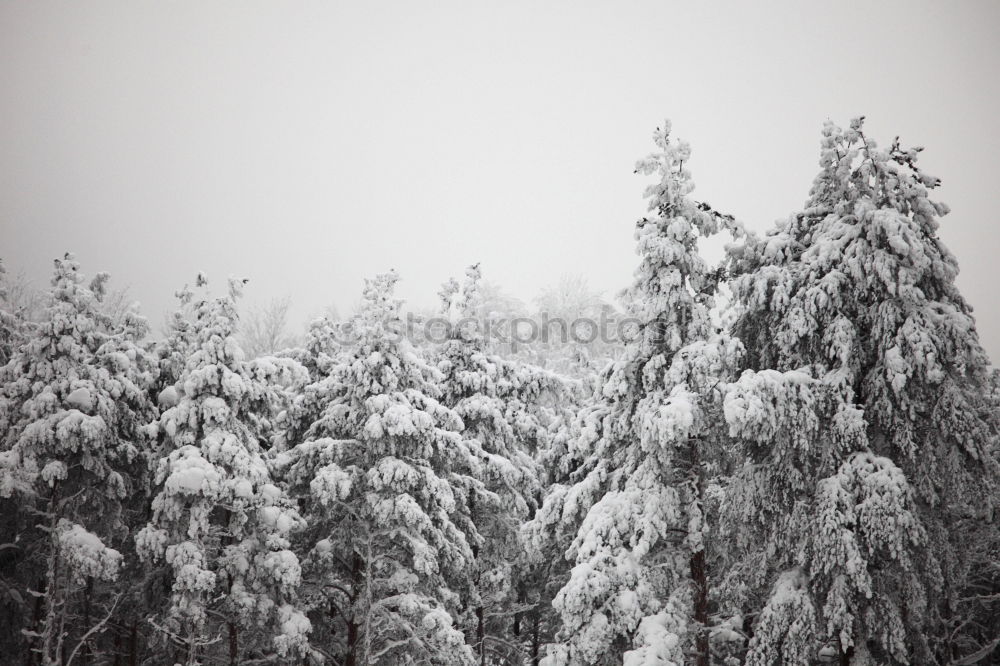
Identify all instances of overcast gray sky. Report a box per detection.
[2,1,999,360]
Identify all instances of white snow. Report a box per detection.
[65,386,94,412]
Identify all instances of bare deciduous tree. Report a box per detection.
[1,266,45,323]
[239,295,297,358]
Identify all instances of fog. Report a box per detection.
[3,0,999,358]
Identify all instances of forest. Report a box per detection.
[1,118,997,666]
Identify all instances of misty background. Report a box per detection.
[2,0,999,359]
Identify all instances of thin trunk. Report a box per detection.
[838,644,854,666]
[345,552,362,666]
[27,577,46,666]
[361,537,374,666]
[41,486,62,666]
[476,606,486,666]
[81,577,93,665]
[185,621,198,666]
[530,612,540,666]
[512,596,521,638]
[127,622,137,666]
[688,441,709,666]
[470,493,486,665]
[690,548,709,666]
[742,614,755,657]
[227,621,238,666]
[345,620,358,666]
[221,510,238,666]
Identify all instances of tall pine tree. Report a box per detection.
[0,254,158,664]
[280,271,478,665]
[136,275,310,665]
[437,264,570,664]
[725,118,999,663]
[532,122,742,665]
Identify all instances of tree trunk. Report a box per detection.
[361,539,373,665]
[41,495,63,666]
[688,440,710,666]
[513,594,521,639]
[219,510,239,666]
[742,614,755,657]
[476,606,486,666]
[127,622,137,666]
[345,620,358,666]
[185,621,198,666]
[81,577,93,665]
[345,552,362,666]
[530,611,540,666]
[228,621,238,666]
[690,547,709,666]
[469,492,487,665]
[27,577,46,666]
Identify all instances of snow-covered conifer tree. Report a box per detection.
[520,395,609,665]
[280,270,477,665]
[529,123,742,666]
[0,254,158,664]
[135,275,310,665]
[154,282,198,401]
[436,263,571,663]
[725,118,999,663]
[272,313,347,456]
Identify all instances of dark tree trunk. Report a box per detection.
[690,547,709,666]
[531,612,541,666]
[513,603,521,638]
[228,621,238,666]
[742,613,755,657]
[220,510,238,666]
[476,606,486,666]
[27,577,46,666]
[82,576,93,665]
[345,552,362,666]
[468,492,487,665]
[345,621,358,666]
[689,440,710,666]
[128,621,137,666]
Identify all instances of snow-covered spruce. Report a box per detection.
[271,312,348,456]
[725,118,999,663]
[278,271,478,665]
[436,263,572,662]
[0,254,158,664]
[154,281,198,398]
[528,122,743,666]
[135,275,310,664]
